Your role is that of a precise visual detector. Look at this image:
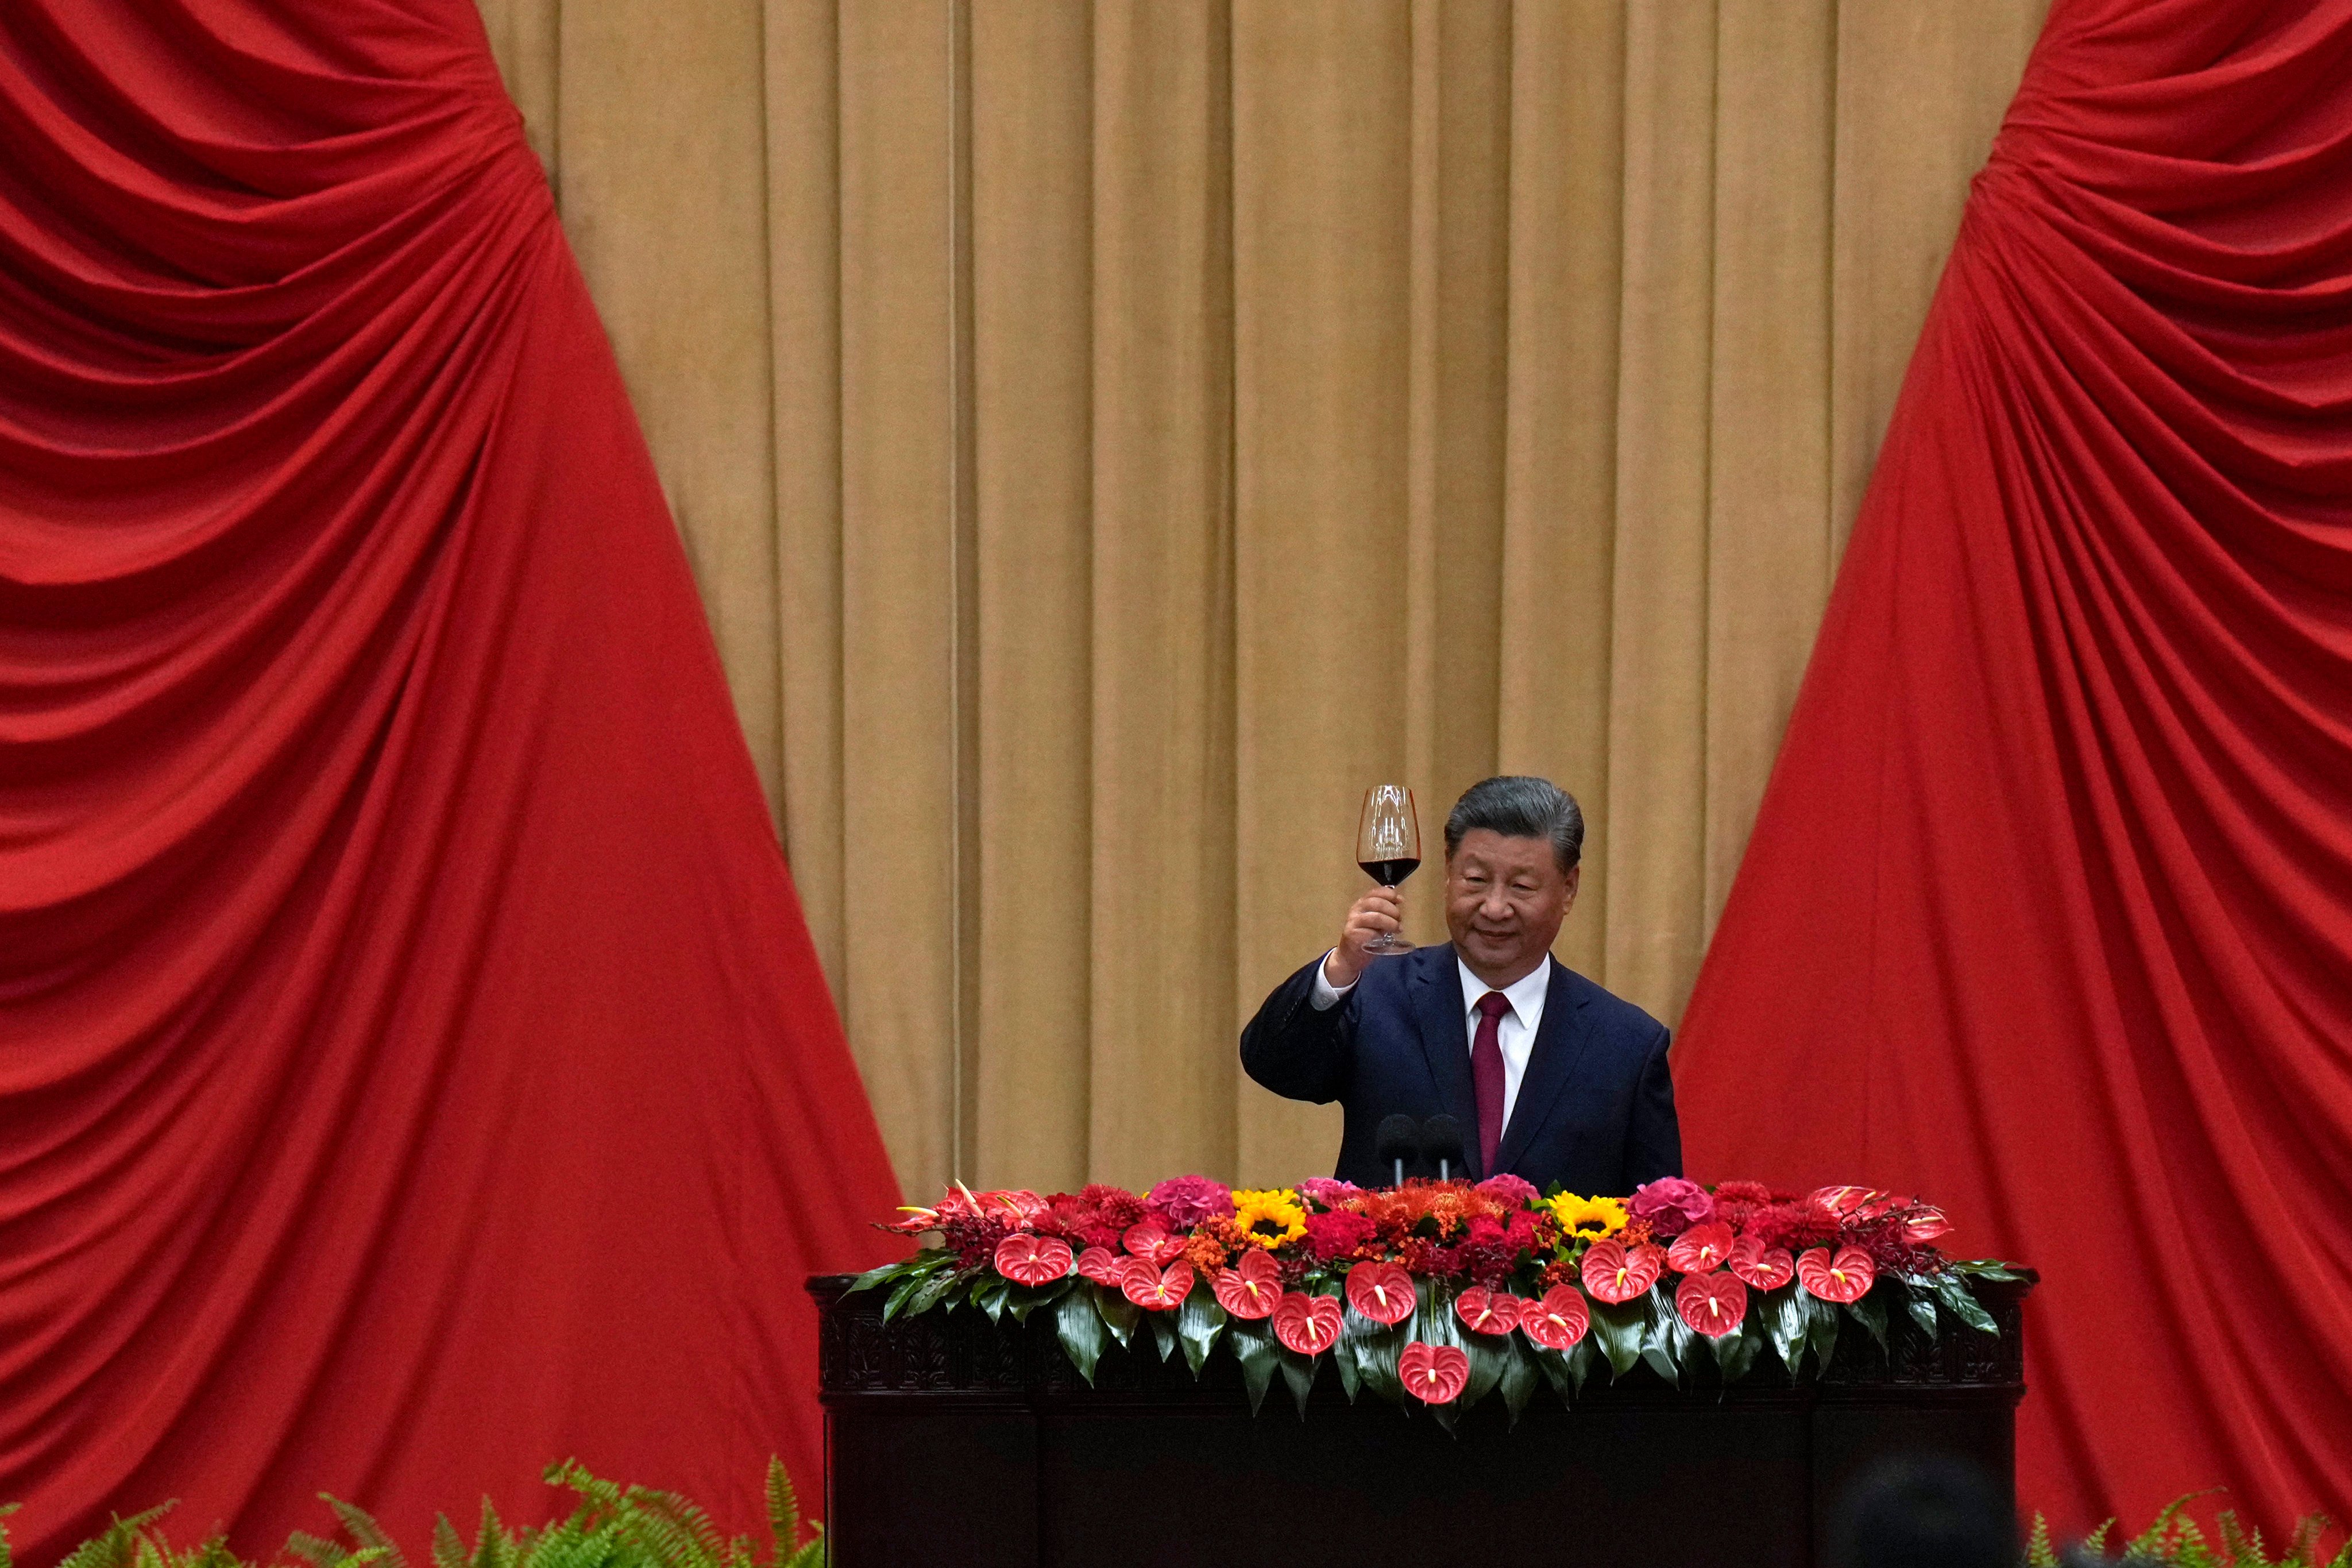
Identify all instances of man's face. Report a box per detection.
[1444,829,1578,984]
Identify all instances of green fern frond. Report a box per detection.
[175,1538,241,1568]
[543,1464,624,1523]
[2024,1512,2057,1567]
[430,1516,467,1568]
[617,1496,716,1568]
[2218,1509,2251,1566]
[282,1529,350,1568]
[763,1459,798,1566]
[778,1527,823,1568]
[59,1507,177,1568]
[468,1496,517,1568]
[2083,1520,2114,1557]
[320,1497,405,1568]
[0,1500,16,1568]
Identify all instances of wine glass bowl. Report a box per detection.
[1355,784,1421,956]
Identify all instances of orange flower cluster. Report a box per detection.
[1182,1215,1247,1275]
[1346,1180,1509,1243]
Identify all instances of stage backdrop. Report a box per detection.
[1679,0,2352,1539]
[468,0,2050,1200]
[0,2,899,1562]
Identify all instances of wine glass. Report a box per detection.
[1355,784,1421,956]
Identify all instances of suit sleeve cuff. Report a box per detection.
[1309,950,1355,1010]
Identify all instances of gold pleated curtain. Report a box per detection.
[472,0,2046,1199]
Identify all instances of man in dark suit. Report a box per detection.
[1240,776,1681,1195]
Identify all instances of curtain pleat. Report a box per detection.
[474,0,2049,1197]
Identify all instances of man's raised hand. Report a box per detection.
[1323,886,1404,990]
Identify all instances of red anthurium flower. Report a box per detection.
[1122,1260,1196,1311]
[1666,1221,1736,1275]
[1728,1235,1795,1291]
[1398,1341,1471,1405]
[1675,1270,1748,1338]
[1811,1185,1905,1224]
[1797,1246,1876,1304]
[979,1189,1052,1227]
[1076,1246,1125,1285]
[1454,1287,1521,1337]
[1345,1261,1417,1325]
[1580,1239,1664,1304]
[1901,1205,1952,1243]
[1273,1292,1344,1355]
[994,1234,1075,1287]
[1519,1285,1589,1350]
[1122,1222,1187,1265]
[1212,1249,1282,1320]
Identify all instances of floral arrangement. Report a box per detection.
[845,1173,2026,1426]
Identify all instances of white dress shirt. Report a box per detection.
[1310,952,1552,1131]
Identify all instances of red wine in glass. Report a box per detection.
[1355,784,1421,955]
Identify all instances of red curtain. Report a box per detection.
[0,3,900,1560]
[1679,0,2352,1538]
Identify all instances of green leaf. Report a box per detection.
[1845,1289,1889,1353]
[1054,1289,1107,1386]
[881,1270,926,1323]
[1177,1289,1228,1378]
[1764,1287,1809,1381]
[1705,1316,1760,1386]
[1351,1314,1405,1407]
[1149,1310,1179,1363]
[840,1258,915,1296]
[1230,1322,1281,1415]
[1498,1342,1540,1427]
[1566,1336,1598,1395]
[1805,1291,1841,1376]
[1333,1328,1364,1401]
[905,1269,961,1319]
[1094,1285,1140,1348]
[1933,1276,1999,1335]
[1459,1332,1508,1411]
[1589,1297,1646,1379]
[1948,1258,2026,1282]
[1641,1289,1690,1385]
[1277,1348,1318,1419]
[1905,1290,1938,1342]
[1426,1397,1457,1436]
[978,1278,1011,1323]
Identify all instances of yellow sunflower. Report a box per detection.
[1548,1191,1628,1240]
[1229,1187,1309,1250]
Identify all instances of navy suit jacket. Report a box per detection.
[1239,943,1682,1195]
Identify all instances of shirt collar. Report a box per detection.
[1458,953,1551,1019]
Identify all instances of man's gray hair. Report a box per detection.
[1443,776,1585,873]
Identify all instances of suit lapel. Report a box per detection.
[1495,957,1592,1176]
[1407,945,1482,1178]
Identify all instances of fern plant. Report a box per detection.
[2024,1492,2348,1567]
[0,1464,820,1568]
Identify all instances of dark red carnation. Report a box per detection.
[1303,1210,1379,1262]
[1712,1180,1774,1205]
[1399,1237,1468,1280]
[1743,1200,1840,1254]
[1080,1183,1147,1230]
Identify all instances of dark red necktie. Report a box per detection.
[1472,991,1510,1176]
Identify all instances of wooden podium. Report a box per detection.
[809,1272,2031,1567]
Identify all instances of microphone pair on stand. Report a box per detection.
[1374,1113,1467,1187]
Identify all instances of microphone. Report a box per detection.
[1422,1115,1465,1184]
[1375,1114,1419,1188]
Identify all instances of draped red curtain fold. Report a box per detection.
[0,2,899,1558]
[1681,0,2352,1536]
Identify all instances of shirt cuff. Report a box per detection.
[1310,950,1355,1010]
